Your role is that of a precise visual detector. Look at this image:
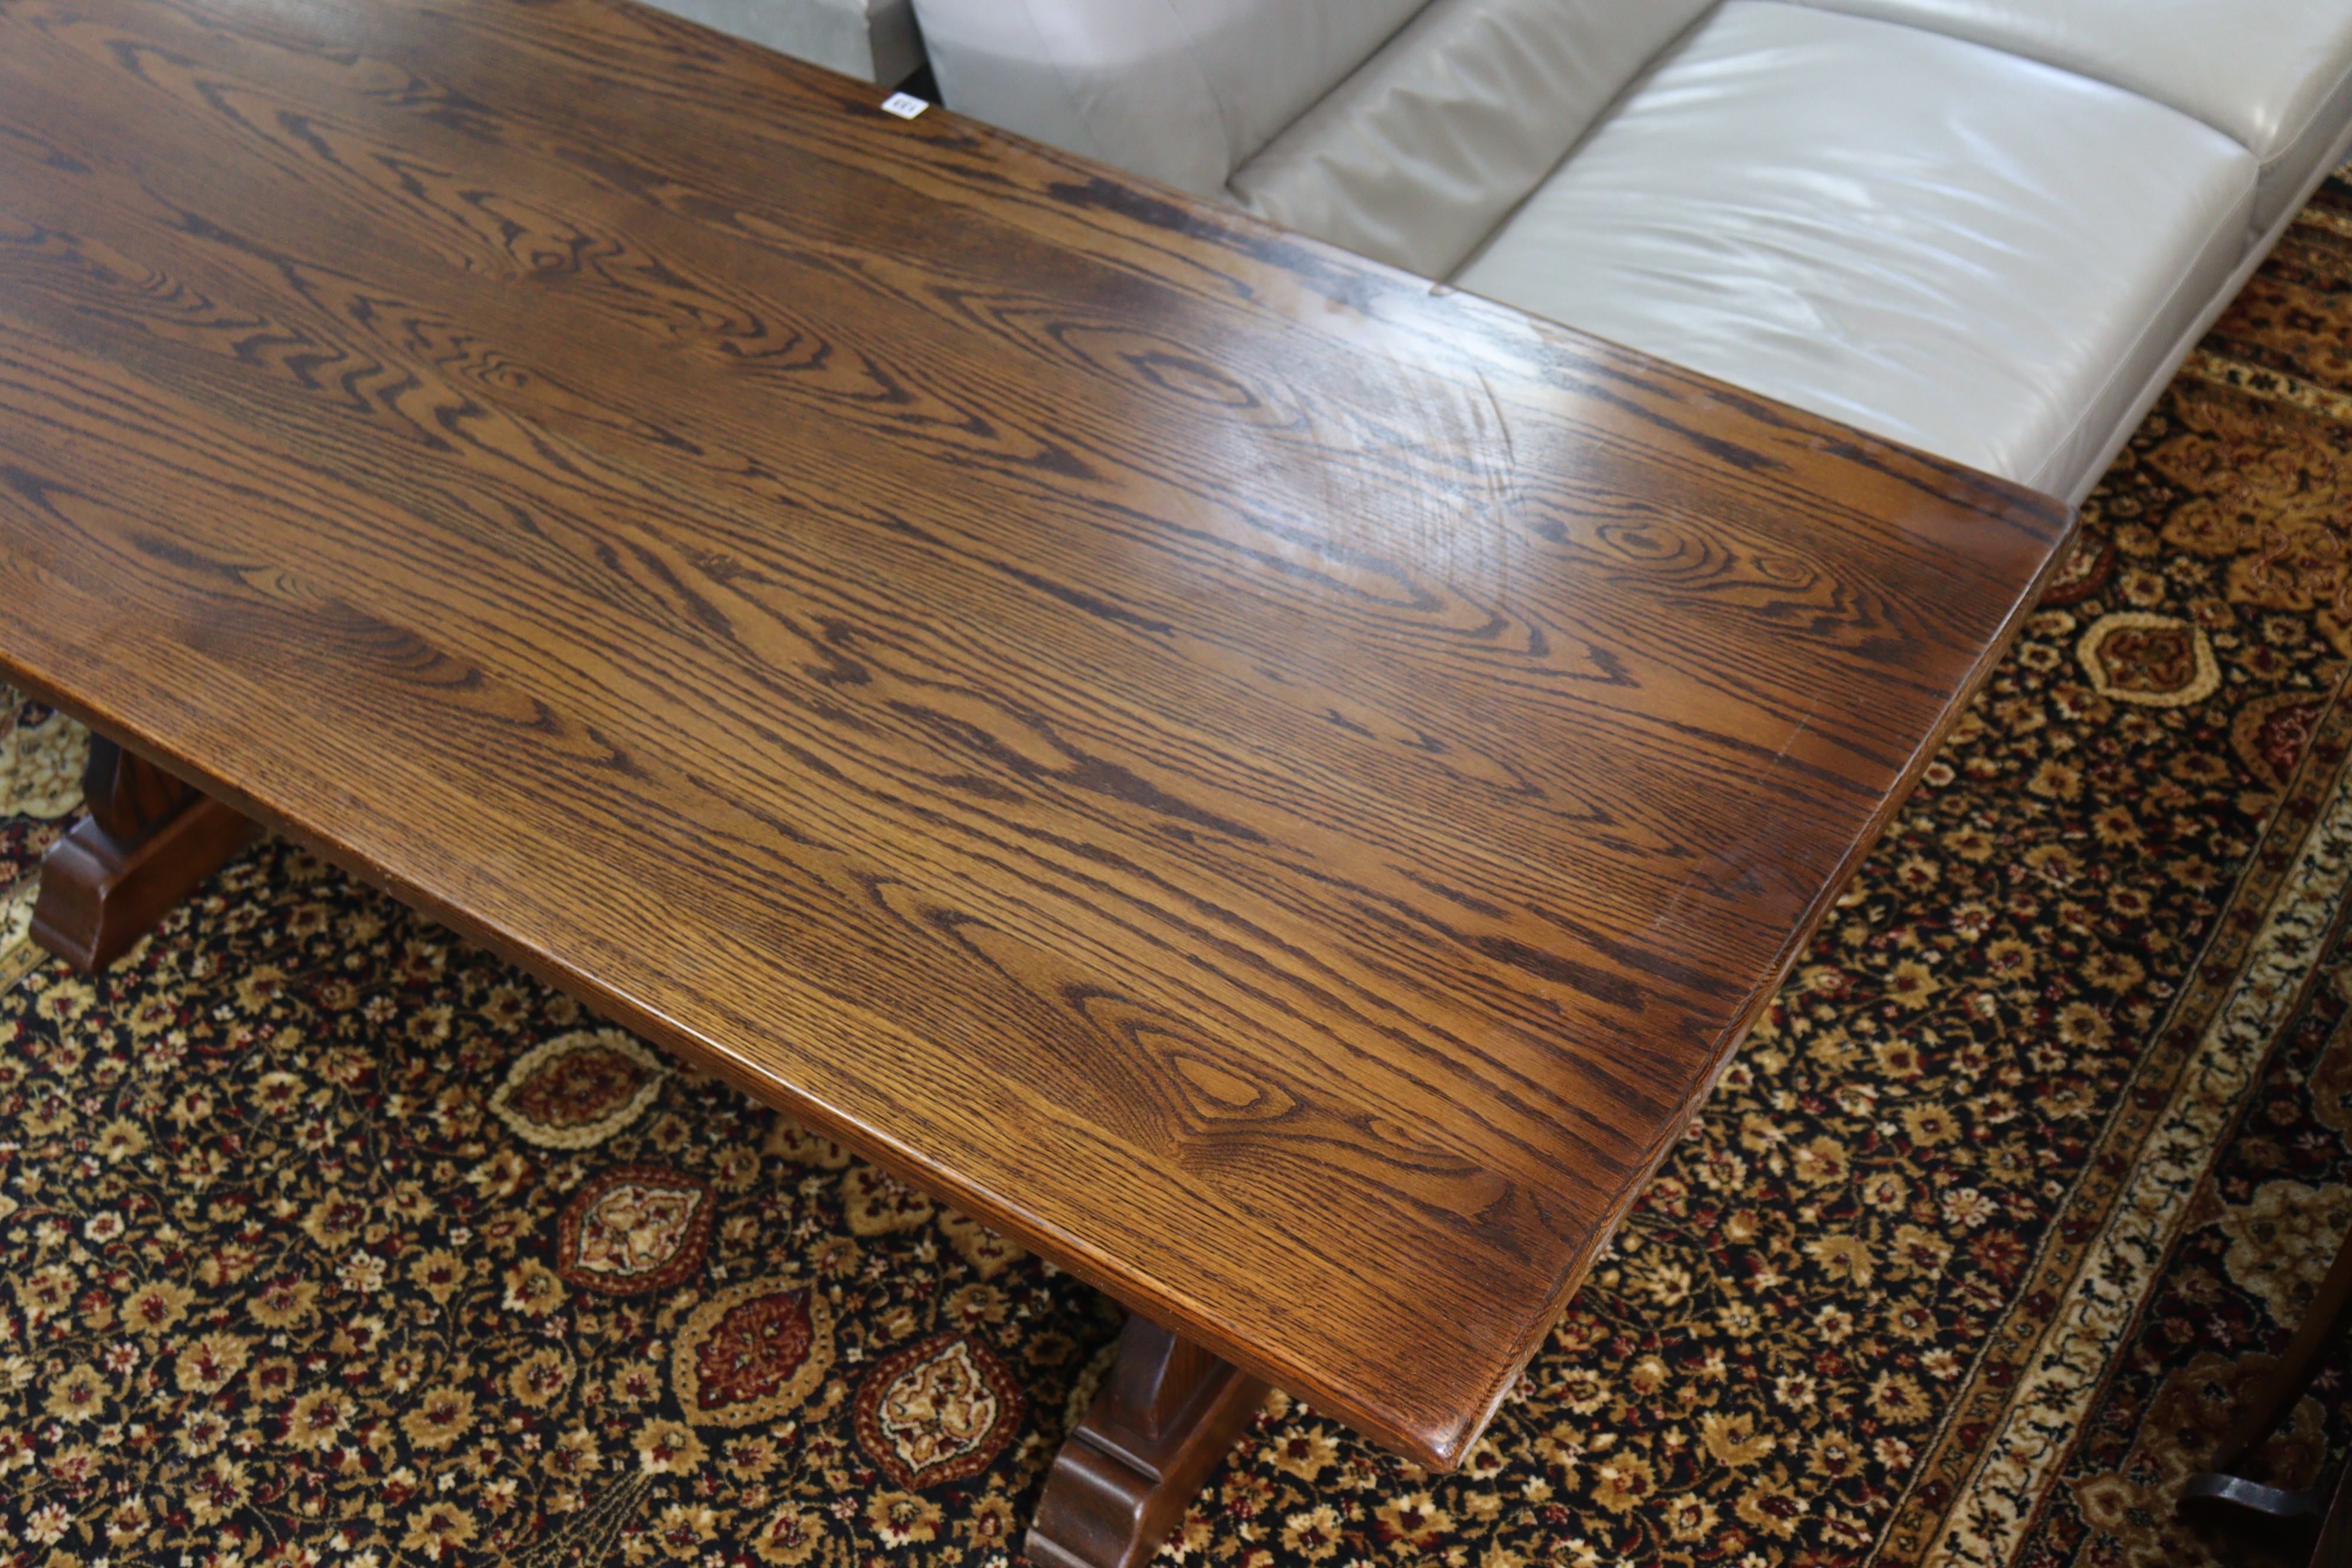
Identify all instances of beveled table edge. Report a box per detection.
[0,27,2083,1465]
[0,488,2077,1474]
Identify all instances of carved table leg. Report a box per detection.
[30,734,258,973]
[1027,1318,1268,1568]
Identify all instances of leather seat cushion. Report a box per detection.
[907,0,1429,197]
[636,0,923,84]
[1451,1,2256,497]
[1785,0,2352,233]
[1227,0,1714,280]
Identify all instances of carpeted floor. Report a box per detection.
[9,176,2352,1568]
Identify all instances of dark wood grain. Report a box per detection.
[1029,1318,1270,1568]
[28,733,259,971]
[0,0,2074,1469]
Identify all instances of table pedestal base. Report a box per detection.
[30,736,258,973]
[1027,1317,1267,1568]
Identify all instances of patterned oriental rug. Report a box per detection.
[7,176,2352,1568]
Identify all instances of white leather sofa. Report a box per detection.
[637,0,923,83]
[904,0,2352,504]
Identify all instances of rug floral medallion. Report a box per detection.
[3,181,2352,1568]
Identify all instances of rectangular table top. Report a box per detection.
[0,0,2074,1468]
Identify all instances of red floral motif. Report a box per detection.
[2258,702,2324,779]
[671,1279,837,1429]
[696,1292,815,1412]
[553,1166,713,1296]
[2233,690,2334,792]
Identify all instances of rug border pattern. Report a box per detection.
[1895,700,2352,1564]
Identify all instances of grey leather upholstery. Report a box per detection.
[1451,2,2255,495]
[911,0,1427,197]
[904,0,2348,502]
[1785,0,2352,233]
[1229,0,1714,280]
[636,0,924,84]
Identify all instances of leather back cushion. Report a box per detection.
[911,0,1431,196]
[1230,0,1718,279]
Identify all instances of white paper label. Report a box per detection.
[880,92,929,120]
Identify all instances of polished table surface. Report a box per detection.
[0,0,2073,1469]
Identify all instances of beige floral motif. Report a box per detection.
[750,1505,827,1564]
[866,1490,943,1547]
[1699,1410,1775,1468]
[936,1210,1025,1279]
[853,1332,1023,1489]
[635,1419,708,1475]
[285,1389,354,1451]
[507,1348,573,1409]
[764,1120,854,1168]
[121,1278,193,1334]
[2153,389,2352,653]
[556,1167,712,1296]
[578,1183,699,1277]
[651,1501,720,1558]
[2217,1179,2352,1324]
[875,1344,994,1471]
[400,1498,475,1554]
[43,1364,104,1424]
[840,1165,935,1236]
[400,1385,476,1450]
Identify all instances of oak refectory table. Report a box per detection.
[0,0,2075,1560]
